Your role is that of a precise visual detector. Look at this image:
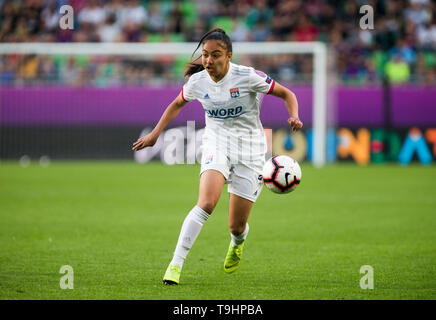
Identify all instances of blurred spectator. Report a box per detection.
[343,46,367,83]
[271,0,302,38]
[98,13,122,42]
[77,0,106,26]
[374,19,398,51]
[147,2,165,33]
[119,0,147,29]
[385,54,411,83]
[358,29,373,48]
[103,0,124,25]
[56,28,74,42]
[168,1,185,34]
[389,39,417,67]
[417,19,436,48]
[210,2,233,34]
[0,56,16,84]
[404,0,432,27]
[245,0,273,29]
[231,18,250,42]
[292,15,318,42]
[251,20,271,42]
[384,0,402,34]
[41,1,62,33]
[60,56,80,85]
[18,55,39,81]
[339,0,360,31]
[0,0,434,86]
[39,56,57,83]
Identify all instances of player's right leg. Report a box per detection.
[224,193,253,273]
[163,169,226,285]
[224,164,263,273]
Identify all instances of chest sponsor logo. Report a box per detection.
[206,106,243,119]
[230,87,240,98]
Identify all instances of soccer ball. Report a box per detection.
[262,155,302,194]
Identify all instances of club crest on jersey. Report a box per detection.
[229,88,240,98]
[265,76,272,84]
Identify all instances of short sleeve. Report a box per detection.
[249,69,275,94]
[181,77,196,102]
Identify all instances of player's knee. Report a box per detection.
[197,200,216,215]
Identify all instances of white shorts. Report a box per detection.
[200,148,264,202]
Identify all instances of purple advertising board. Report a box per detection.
[1,85,435,127]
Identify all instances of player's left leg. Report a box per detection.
[224,193,253,273]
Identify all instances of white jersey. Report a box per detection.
[182,62,275,173]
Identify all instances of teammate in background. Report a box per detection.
[132,28,303,285]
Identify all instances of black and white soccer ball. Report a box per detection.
[262,155,302,194]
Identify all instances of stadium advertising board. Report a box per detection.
[1,85,435,165]
[133,125,436,166]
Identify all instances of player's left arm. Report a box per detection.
[270,82,303,132]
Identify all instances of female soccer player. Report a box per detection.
[132,28,303,285]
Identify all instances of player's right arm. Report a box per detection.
[132,92,187,151]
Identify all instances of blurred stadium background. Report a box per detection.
[0,0,435,301]
[0,0,435,164]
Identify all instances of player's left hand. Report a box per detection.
[288,117,303,132]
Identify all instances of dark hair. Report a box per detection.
[184,28,233,77]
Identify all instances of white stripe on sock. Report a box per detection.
[231,223,249,247]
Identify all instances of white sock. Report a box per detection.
[231,223,249,247]
[170,205,210,269]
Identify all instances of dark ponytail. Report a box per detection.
[184,28,233,77]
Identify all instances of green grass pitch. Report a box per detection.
[0,161,435,300]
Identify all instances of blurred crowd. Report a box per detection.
[0,0,435,86]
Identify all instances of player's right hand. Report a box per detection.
[132,133,158,151]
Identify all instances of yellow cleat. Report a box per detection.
[162,265,181,285]
[224,242,244,273]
